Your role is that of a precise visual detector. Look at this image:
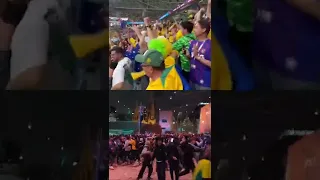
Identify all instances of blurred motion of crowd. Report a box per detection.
[108,133,212,180]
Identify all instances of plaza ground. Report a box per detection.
[109,163,192,180]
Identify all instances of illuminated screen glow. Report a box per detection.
[199,104,211,134]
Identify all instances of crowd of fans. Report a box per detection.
[109,1,212,90]
[108,133,211,180]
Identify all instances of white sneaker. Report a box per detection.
[109,166,114,170]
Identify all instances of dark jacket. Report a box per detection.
[180,142,194,163]
[152,144,167,162]
[167,143,180,162]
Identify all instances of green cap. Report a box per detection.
[135,50,164,67]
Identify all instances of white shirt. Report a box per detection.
[10,0,63,80]
[112,57,132,88]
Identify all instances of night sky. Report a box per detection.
[109,91,211,115]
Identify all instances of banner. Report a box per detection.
[159,0,197,20]
[127,22,144,25]
[159,111,173,133]
[199,103,211,134]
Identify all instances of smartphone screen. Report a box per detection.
[170,138,174,143]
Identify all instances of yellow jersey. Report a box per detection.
[169,35,175,43]
[146,65,183,90]
[193,159,211,180]
[130,139,137,150]
[176,30,183,40]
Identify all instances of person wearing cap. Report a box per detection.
[135,49,183,90]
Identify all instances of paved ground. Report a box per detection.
[109,164,193,180]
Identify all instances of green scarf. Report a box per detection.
[172,33,196,72]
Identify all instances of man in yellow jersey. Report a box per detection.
[193,143,211,180]
[130,136,138,164]
[135,49,182,90]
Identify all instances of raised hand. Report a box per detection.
[131,24,140,33]
[143,17,151,26]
